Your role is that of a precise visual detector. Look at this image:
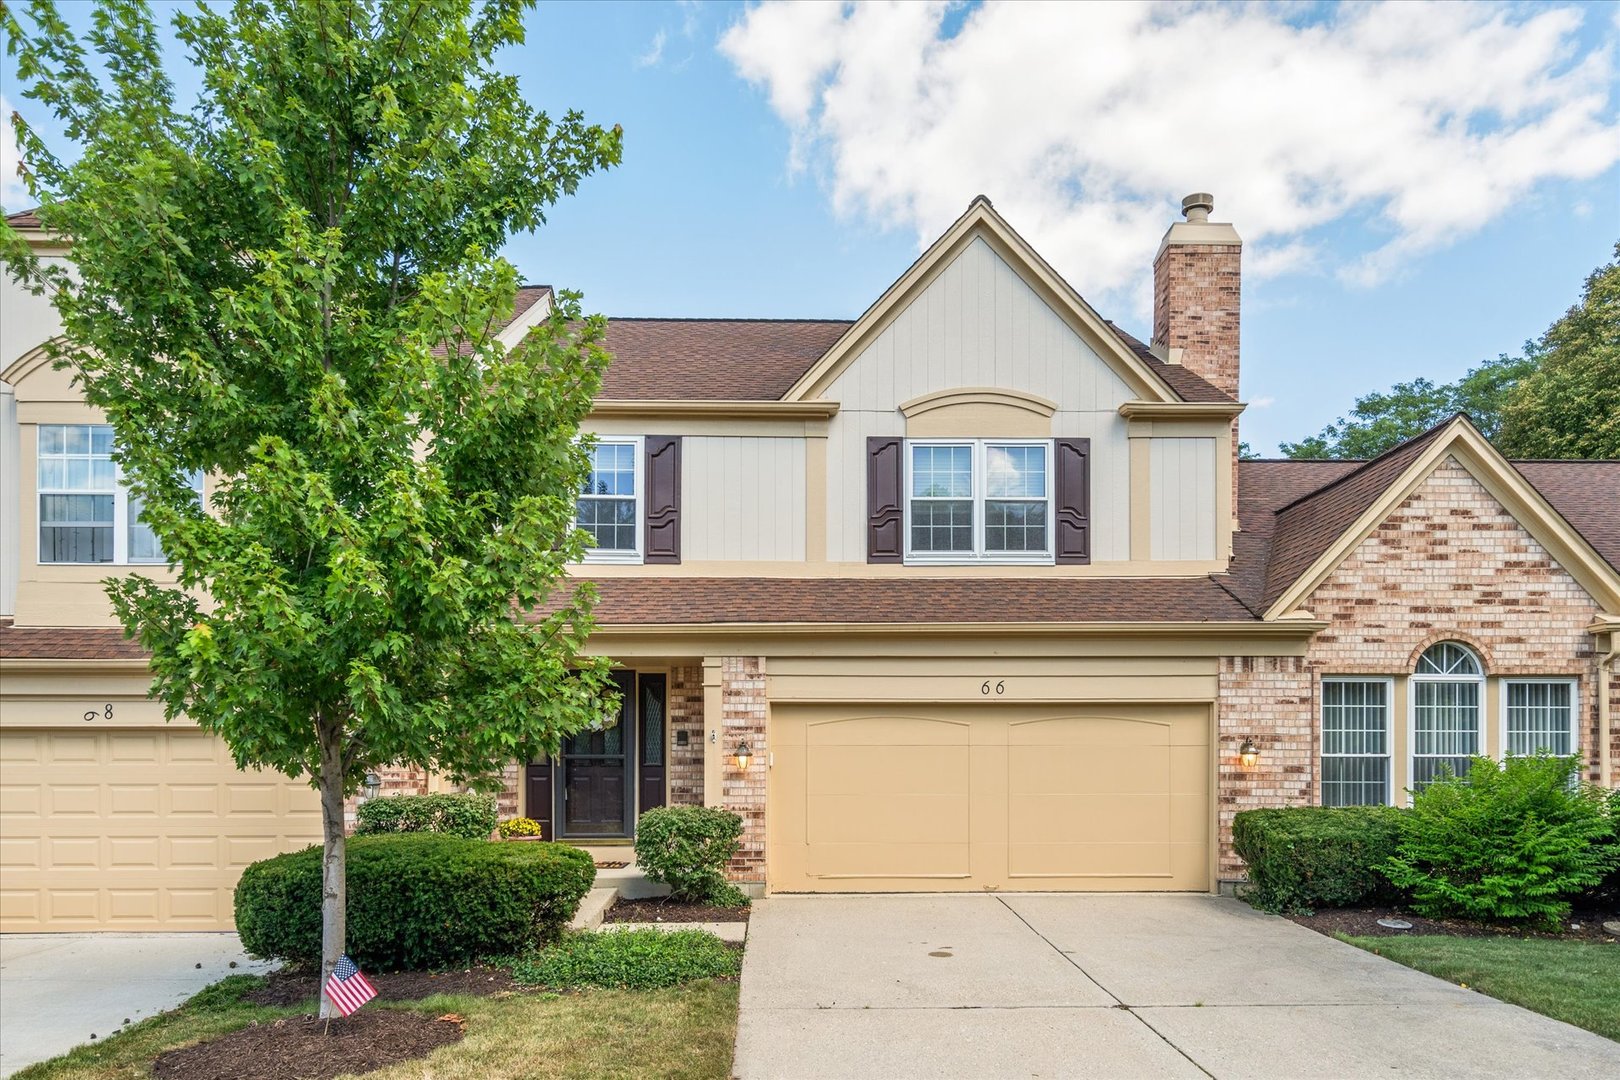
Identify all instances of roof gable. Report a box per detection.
[782,197,1202,406]
[1261,416,1620,619]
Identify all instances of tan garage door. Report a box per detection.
[770,704,1210,892]
[0,727,322,931]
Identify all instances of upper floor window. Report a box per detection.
[905,439,1051,563]
[1411,641,1483,789]
[576,437,643,562]
[37,424,203,566]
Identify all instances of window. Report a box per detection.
[1504,679,1577,758]
[38,424,201,565]
[905,440,1051,562]
[1411,642,1483,789]
[576,438,642,561]
[1321,679,1392,806]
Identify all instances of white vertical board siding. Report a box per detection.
[823,236,1134,563]
[1150,437,1217,561]
[1,384,16,616]
[682,436,806,562]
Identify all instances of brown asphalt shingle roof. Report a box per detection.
[1515,460,1620,572]
[1105,322,1234,404]
[4,208,42,228]
[597,319,852,401]
[558,576,1255,626]
[0,622,147,660]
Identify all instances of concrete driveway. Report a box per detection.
[0,933,275,1077]
[735,894,1620,1079]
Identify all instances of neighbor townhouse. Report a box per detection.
[2,196,1617,930]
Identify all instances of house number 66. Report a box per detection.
[980,680,1006,696]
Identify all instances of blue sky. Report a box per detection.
[4,1,1617,454]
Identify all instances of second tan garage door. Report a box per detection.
[0,726,322,931]
[769,703,1210,892]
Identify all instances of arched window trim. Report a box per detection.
[1412,641,1484,680]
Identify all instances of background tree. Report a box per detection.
[1496,244,1619,460]
[3,0,623,1014]
[1278,244,1617,461]
[1277,354,1532,460]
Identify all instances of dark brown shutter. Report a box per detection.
[644,436,681,564]
[1054,438,1091,565]
[866,436,904,563]
[524,762,554,840]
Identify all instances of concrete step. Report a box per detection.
[569,887,618,931]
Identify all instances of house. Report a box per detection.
[2,196,1617,930]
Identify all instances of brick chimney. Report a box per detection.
[1152,193,1241,398]
[1153,193,1243,540]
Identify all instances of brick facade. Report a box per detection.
[718,656,767,882]
[667,662,706,806]
[1219,459,1610,879]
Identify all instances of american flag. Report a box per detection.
[323,955,378,1016]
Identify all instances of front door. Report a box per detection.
[559,670,635,837]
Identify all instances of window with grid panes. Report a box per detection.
[906,440,1051,561]
[1505,680,1576,757]
[576,439,641,560]
[1411,642,1483,789]
[38,424,203,564]
[1320,679,1391,806]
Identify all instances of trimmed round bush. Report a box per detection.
[634,805,746,905]
[235,833,595,971]
[1384,754,1617,927]
[354,792,498,840]
[1233,805,1405,914]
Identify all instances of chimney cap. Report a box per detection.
[1181,193,1214,223]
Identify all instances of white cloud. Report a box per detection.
[720,2,1620,315]
[1,96,32,213]
[635,29,667,69]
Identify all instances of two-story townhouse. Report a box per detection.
[3,196,1617,930]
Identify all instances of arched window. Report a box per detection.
[1411,642,1484,788]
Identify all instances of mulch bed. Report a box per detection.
[152,1010,463,1080]
[1288,906,1619,943]
[594,860,629,869]
[243,964,514,1007]
[604,896,751,924]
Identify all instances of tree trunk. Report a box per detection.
[316,717,347,1020]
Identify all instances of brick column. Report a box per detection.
[1216,656,1314,882]
[718,656,767,883]
[666,662,706,805]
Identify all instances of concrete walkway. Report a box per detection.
[735,894,1620,1079]
[0,933,275,1077]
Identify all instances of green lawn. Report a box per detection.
[16,973,739,1080]
[1340,934,1620,1042]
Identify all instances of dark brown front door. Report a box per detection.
[559,671,635,837]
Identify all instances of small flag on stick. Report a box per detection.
[323,955,378,1017]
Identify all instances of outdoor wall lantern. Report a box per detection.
[363,772,382,799]
[1238,739,1259,768]
[735,740,753,771]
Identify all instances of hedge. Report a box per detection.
[354,792,498,841]
[1232,806,1405,914]
[235,834,595,971]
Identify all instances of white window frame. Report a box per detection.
[1407,642,1486,794]
[576,435,644,565]
[903,438,1053,565]
[37,423,189,566]
[1320,676,1395,807]
[1500,677,1580,760]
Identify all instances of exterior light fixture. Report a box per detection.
[735,740,753,771]
[1238,739,1259,768]
[362,772,382,800]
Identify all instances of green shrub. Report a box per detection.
[1385,754,1617,927]
[235,834,595,971]
[498,816,543,839]
[1588,788,1620,910]
[510,929,739,990]
[1232,806,1405,914]
[354,792,498,840]
[634,806,747,905]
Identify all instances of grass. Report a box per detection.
[1340,934,1620,1042]
[15,970,739,1080]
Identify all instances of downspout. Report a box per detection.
[1601,631,1616,789]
